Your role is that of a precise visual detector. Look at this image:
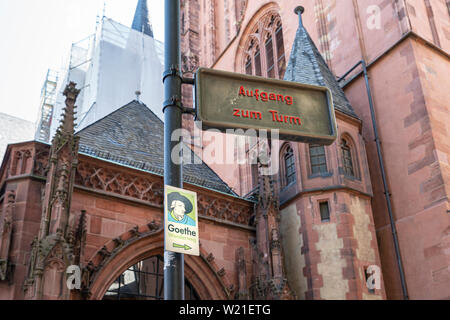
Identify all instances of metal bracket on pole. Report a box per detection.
[163,67,195,86]
[181,107,196,115]
[163,66,182,84]
[163,96,182,113]
[181,77,195,85]
[163,96,196,116]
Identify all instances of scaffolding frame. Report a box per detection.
[34,69,59,142]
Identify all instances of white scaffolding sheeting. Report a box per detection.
[48,17,164,141]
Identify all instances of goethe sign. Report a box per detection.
[195,68,337,145]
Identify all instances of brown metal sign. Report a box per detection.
[194,68,337,145]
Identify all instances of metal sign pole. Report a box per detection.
[163,0,184,300]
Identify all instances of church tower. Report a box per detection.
[45,0,164,141]
[132,0,154,38]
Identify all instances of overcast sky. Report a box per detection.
[0,0,164,123]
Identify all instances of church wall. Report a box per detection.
[1,0,447,301]
[280,189,385,300]
[69,156,256,298]
[0,143,46,299]
[398,39,449,300]
[413,40,450,208]
[70,188,163,266]
[70,188,255,297]
[183,0,387,300]
[0,141,256,299]
[279,203,308,299]
[198,218,254,294]
[277,116,385,299]
[343,37,450,299]
[212,1,299,73]
[10,179,43,300]
[404,0,450,52]
[210,0,414,77]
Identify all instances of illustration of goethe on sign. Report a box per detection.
[167,191,196,226]
[164,185,199,256]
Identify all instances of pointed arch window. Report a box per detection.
[280,145,296,188]
[265,34,275,78]
[245,55,252,75]
[275,21,286,79]
[245,39,262,76]
[254,46,262,76]
[243,14,286,79]
[341,138,356,178]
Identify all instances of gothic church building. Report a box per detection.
[0,0,448,300]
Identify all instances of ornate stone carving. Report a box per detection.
[70,210,87,267]
[206,253,215,263]
[75,161,164,206]
[112,237,124,248]
[0,191,15,281]
[9,149,32,177]
[98,246,111,258]
[270,229,281,250]
[217,268,226,277]
[249,161,293,300]
[236,247,249,300]
[197,194,252,225]
[33,145,51,177]
[75,160,253,226]
[80,222,163,298]
[24,83,83,300]
[147,220,159,232]
[234,0,248,31]
[182,51,199,74]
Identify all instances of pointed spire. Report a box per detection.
[284,7,357,118]
[60,82,80,136]
[131,0,154,38]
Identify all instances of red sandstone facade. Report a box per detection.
[0,133,256,299]
[180,0,449,300]
[0,0,448,300]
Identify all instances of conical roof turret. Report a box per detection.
[284,6,357,118]
[131,0,154,37]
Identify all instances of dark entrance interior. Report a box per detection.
[103,255,199,300]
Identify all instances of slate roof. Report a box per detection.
[76,101,236,195]
[131,0,154,38]
[284,18,358,119]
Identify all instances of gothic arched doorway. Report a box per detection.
[103,255,199,300]
[85,224,230,300]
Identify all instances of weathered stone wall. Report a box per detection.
[279,203,307,299]
[0,142,256,300]
[344,36,449,299]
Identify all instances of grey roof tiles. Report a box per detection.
[284,19,358,118]
[76,101,235,195]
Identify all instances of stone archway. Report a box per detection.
[83,223,231,300]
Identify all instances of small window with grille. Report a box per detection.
[309,144,328,175]
[319,202,330,222]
